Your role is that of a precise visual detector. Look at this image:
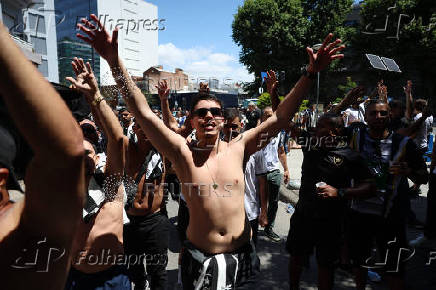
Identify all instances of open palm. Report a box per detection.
[306,33,345,73]
[76,14,119,66]
[66,57,99,99]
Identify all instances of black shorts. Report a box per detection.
[181,240,260,290]
[346,210,409,275]
[65,265,131,290]
[286,209,343,267]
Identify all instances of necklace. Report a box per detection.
[204,139,220,191]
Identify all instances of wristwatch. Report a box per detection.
[337,188,346,198]
[302,66,316,80]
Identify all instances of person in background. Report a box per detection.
[347,99,428,290]
[66,58,129,290]
[245,101,261,131]
[287,113,374,290]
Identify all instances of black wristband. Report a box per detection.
[338,188,346,198]
[302,67,316,80]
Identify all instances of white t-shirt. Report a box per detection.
[344,104,365,127]
[413,113,433,149]
[262,133,281,172]
[244,150,267,221]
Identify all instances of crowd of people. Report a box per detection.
[0,14,434,290]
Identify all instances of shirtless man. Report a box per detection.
[0,23,85,290]
[77,14,345,288]
[66,58,129,289]
[68,58,169,289]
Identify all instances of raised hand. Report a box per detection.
[345,86,365,104]
[377,80,388,102]
[306,33,345,73]
[265,70,278,96]
[199,82,210,96]
[156,80,170,100]
[403,80,412,96]
[66,57,99,99]
[76,14,119,66]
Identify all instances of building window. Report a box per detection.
[29,14,46,34]
[38,59,49,77]
[31,36,47,55]
[2,13,15,30]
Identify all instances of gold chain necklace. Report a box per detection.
[204,138,220,191]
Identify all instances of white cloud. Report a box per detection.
[158,43,253,83]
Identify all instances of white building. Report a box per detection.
[0,0,59,82]
[98,0,158,85]
[55,0,159,86]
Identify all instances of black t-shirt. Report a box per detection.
[245,109,261,130]
[297,131,372,218]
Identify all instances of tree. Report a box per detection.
[232,0,355,97]
[351,0,436,98]
[256,92,284,109]
[337,76,357,97]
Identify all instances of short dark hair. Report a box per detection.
[118,107,129,114]
[389,100,403,110]
[224,107,242,121]
[365,99,389,112]
[190,94,223,113]
[84,137,98,153]
[318,112,344,131]
[414,99,428,112]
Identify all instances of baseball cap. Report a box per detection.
[0,126,22,191]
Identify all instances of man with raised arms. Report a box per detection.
[0,23,85,290]
[77,14,345,289]
[65,58,129,289]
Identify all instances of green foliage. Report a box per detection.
[232,0,355,96]
[333,97,344,104]
[256,93,285,109]
[337,76,357,97]
[257,92,271,109]
[299,99,309,111]
[351,0,436,96]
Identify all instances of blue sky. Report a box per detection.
[146,0,250,83]
[146,0,362,83]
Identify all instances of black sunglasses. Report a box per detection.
[192,107,223,118]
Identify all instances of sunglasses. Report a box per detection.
[192,107,223,118]
[224,123,239,129]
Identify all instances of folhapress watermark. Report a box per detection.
[75,15,166,35]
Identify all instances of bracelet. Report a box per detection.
[337,188,346,198]
[92,96,104,106]
[302,66,316,80]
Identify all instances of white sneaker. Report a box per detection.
[409,234,428,247]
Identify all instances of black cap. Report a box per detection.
[0,126,22,191]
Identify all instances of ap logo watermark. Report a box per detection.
[11,237,65,273]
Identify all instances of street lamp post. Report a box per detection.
[312,43,322,124]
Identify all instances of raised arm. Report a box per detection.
[158,80,182,132]
[266,70,280,112]
[77,14,186,163]
[67,57,125,176]
[242,34,345,157]
[0,23,84,289]
[378,81,388,103]
[404,80,413,120]
[332,86,365,114]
